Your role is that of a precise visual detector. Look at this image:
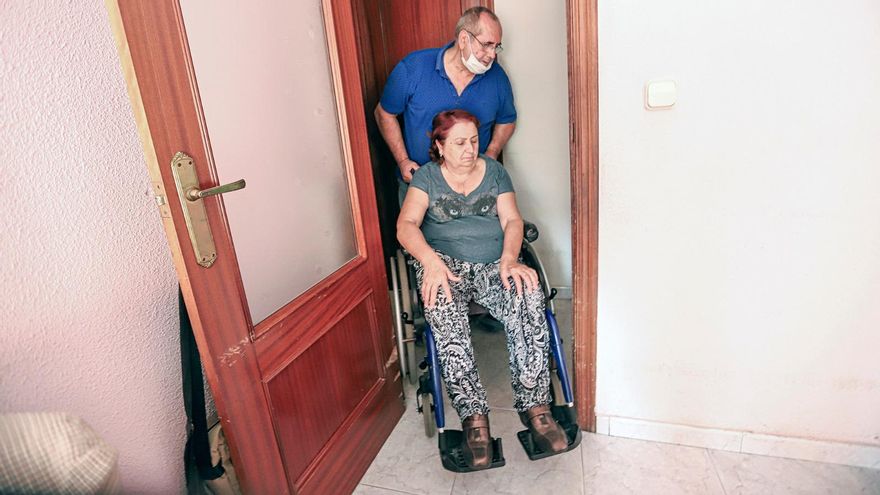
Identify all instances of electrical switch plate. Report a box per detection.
[646,80,676,109]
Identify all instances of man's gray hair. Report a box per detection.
[455,6,500,37]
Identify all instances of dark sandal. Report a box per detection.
[520,405,567,454]
[461,414,493,469]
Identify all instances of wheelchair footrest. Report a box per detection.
[438,430,506,473]
[516,405,582,461]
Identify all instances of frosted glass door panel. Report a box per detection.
[181,1,358,323]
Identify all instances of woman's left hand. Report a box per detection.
[499,258,539,296]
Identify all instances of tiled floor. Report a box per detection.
[357,300,880,494]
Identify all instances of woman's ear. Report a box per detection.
[435,140,443,156]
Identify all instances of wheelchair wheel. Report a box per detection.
[396,251,419,384]
[421,390,436,438]
[417,370,437,437]
[549,356,564,406]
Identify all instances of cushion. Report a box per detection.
[0,412,120,494]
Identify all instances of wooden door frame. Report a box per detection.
[566,0,599,432]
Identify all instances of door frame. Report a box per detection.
[357,0,601,432]
[567,0,599,432]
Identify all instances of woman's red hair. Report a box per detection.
[428,110,480,163]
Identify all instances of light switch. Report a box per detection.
[646,80,676,109]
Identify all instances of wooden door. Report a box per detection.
[106,1,404,493]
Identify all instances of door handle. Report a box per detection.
[170,151,245,268]
[185,179,246,201]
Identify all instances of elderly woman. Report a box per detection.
[397,109,567,469]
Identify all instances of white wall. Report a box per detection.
[494,1,573,289]
[598,0,880,448]
[1,2,185,493]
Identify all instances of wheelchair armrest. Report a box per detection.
[523,221,539,243]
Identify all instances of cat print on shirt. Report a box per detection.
[430,191,498,222]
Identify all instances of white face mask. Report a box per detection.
[462,52,492,74]
[461,35,493,74]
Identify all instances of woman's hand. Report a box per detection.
[499,258,539,296]
[421,256,461,308]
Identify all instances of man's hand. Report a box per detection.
[484,122,516,161]
[398,158,420,183]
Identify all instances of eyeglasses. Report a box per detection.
[464,29,503,54]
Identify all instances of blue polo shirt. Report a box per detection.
[380,42,517,167]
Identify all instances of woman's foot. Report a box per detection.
[520,405,568,453]
[461,414,493,468]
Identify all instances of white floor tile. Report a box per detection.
[709,449,880,495]
[354,484,420,495]
[358,393,456,495]
[581,433,726,495]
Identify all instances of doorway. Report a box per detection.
[351,0,599,430]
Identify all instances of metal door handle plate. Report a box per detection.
[170,151,246,268]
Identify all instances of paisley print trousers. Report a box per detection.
[414,253,552,419]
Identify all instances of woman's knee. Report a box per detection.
[522,287,546,311]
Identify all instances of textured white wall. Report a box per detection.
[494,1,572,288]
[598,0,880,444]
[1,2,185,493]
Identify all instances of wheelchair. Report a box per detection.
[389,222,582,472]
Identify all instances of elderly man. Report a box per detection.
[375,7,516,200]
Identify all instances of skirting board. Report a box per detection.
[594,415,880,470]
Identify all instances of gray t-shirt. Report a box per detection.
[410,155,514,263]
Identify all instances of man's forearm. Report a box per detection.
[374,104,409,164]
[484,122,516,159]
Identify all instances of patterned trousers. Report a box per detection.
[414,253,552,419]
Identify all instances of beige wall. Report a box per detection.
[494,0,573,290]
[597,0,880,449]
[1,2,184,492]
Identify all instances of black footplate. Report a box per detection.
[438,430,506,473]
[516,405,582,461]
